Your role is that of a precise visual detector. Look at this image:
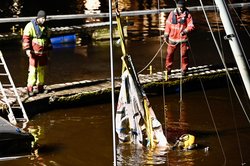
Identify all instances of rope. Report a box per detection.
[200,0,250,164]
[199,0,227,164]
[213,1,245,164]
[188,39,230,165]
[228,0,250,38]
[157,0,168,149]
[137,41,178,74]
[189,1,250,164]
[201,0,250,124]
[225,1,250,71]
[227,0,250,70]
[137,41,165,74]
[227,80,245,165]
[179,30,184,102]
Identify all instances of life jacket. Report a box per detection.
[172,9,189,25]
[164,8,194,43]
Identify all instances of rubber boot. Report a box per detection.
[38,85,47,94]
[27,86,35,97]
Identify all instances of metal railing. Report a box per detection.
[0,3,249,24]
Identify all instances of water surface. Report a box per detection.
[0,0,250,165]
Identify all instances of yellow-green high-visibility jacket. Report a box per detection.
[23,19,51,66]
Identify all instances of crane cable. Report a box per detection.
[156,0,168,150]
[205,0,250,124]
[199,0,229,164]
[228,1,250,164]
[187,26,228,166]
[213,1,245,164]
[198,0,250,164]
[227,0,250,70]
[228,0,250,38]
[200,0,250,124]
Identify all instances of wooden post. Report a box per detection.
[11,26,17,33]
[147,65,153,75]
[20,28,23,35]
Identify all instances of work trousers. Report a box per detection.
[27,55,47,88]
[166,42,189,72]
[27,65,46,87]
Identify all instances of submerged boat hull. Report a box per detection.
[0,117,34,157]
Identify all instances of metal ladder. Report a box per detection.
[0,51,29,126]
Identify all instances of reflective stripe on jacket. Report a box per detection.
[164,8,195,43]
[22,20,50,56]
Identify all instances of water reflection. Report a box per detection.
[115,0,131,12]
[165,101,189,142]
[9,0,22,17]
[84,0,100,12]
[116,101,199,165]
[117,144,167,165]
[84,0,101,22]
[27,125,46,166]
[0,1,249,166]
[75,0,85,14]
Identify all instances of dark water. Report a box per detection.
[0,0,250,166]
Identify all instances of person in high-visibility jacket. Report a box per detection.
[164,0,195,76]
[22,10,52,96]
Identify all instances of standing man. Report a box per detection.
[22,10,51,96]
[164,0,194,76]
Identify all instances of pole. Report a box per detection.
[214,0,250,100]
[108,0,117,165]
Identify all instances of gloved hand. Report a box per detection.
[26,50,32,58]
[163,34,169,42]
[180,30,188,36]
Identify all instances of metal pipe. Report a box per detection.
[108,0,117,165]
[0,3,249,23]
[214,0,250,100]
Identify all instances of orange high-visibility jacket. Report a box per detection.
[164,8,195,43]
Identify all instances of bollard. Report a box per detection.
[20,28,23,35]
[11,26,17,33]
[147,65,152,75]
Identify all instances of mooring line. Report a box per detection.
[137,41,166,74]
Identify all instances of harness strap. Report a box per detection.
[31,19,43,39]
[172,9,189,24]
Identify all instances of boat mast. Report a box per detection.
[214,0,250,100]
